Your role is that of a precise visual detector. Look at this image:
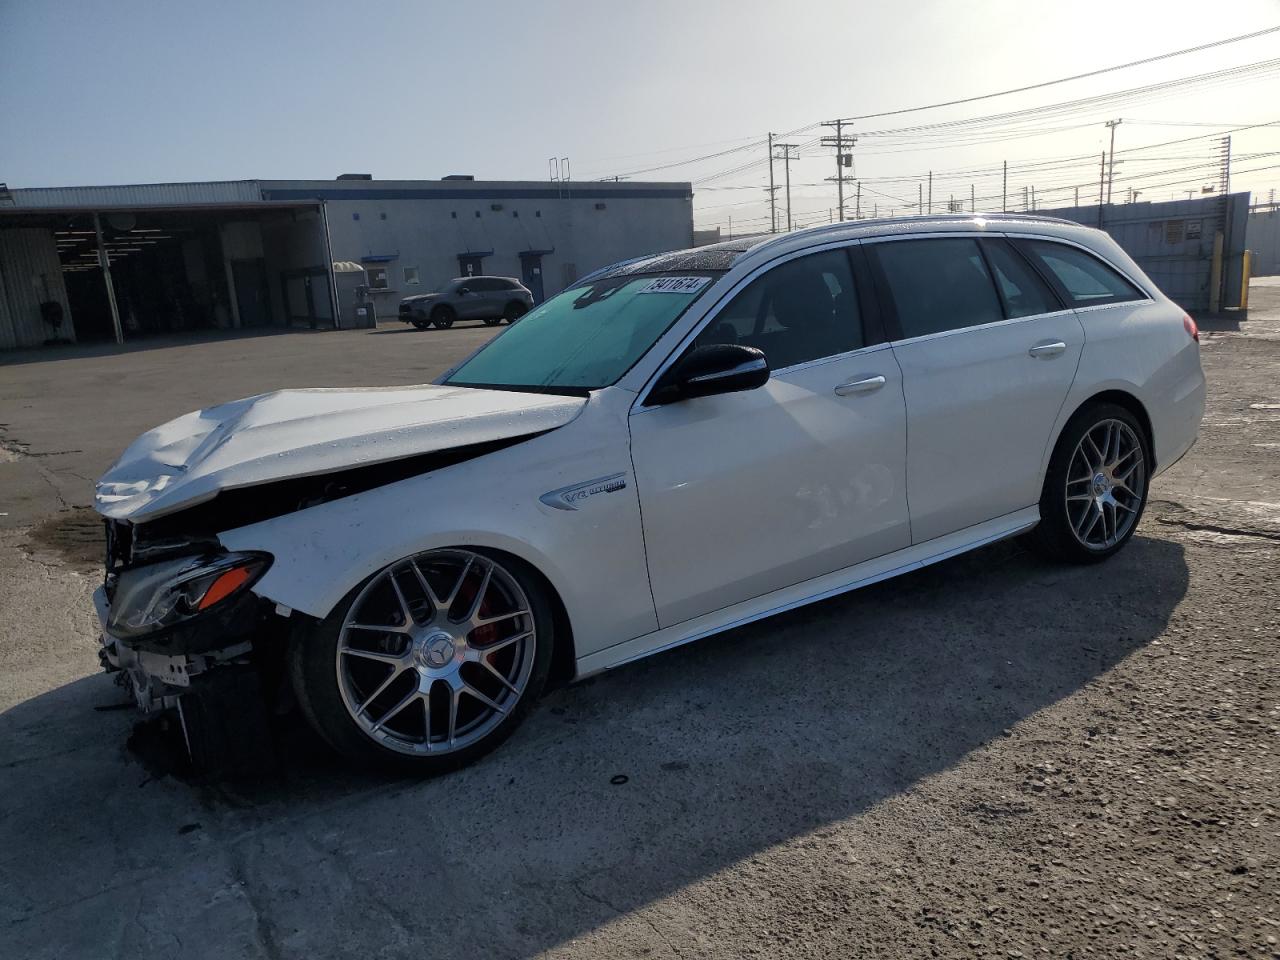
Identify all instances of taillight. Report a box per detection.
[1182,314,1199,343]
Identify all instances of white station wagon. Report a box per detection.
[94,214,1205,773]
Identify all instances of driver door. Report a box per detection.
[628,245,910,628]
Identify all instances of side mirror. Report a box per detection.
[649,343,769,406]
[457,286,471,295]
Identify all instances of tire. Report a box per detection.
[503,301,527,323]
[289,548,555,775]
[482,317,502,327]
[431,305,456,330]
[1026,401,1151,564]
[411,318,430,331]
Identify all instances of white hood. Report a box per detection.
[95,385,586,522]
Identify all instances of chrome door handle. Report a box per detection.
[834,375,886,396]
[1028,340,1067,359]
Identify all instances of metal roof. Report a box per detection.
[8,180,265,208]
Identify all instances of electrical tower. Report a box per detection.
[820,119,857,221]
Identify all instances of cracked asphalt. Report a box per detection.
[1,290,1277,959]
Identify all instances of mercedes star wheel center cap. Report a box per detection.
[419,633,456,670]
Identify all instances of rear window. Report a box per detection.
[1019,240,1145,306]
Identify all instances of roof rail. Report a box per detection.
[747,212,1083,254]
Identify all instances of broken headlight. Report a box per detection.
[106,552,271,639]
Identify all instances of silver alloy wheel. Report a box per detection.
[1065,418,1146,550]
[335,550,536,756]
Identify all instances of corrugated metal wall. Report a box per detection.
[1033,193,1250,312]
[9,180,262,208]
[1247,207,1280,276]
[0,228,73,349]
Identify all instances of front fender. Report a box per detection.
[217,395,657,659]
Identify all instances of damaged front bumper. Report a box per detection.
[94,584,255,713]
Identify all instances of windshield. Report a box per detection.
[444,273,719,392]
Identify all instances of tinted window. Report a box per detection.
[1022,240,1144,305]
[982,239,1059,318]
[446,273,716,391]
[871,238,1003,339]
[696,249,862,369]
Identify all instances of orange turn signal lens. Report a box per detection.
[197,565,254,610]
[1183,314,1199,343]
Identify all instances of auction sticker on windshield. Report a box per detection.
[636,276,712,295]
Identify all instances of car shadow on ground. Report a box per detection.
[0,535,1188,958]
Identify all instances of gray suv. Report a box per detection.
[398,277,534,330]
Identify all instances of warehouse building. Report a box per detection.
[0,177,693,349]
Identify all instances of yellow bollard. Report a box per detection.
[1241,250,1252,310]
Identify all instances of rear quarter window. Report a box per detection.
[1018,240,1146,306]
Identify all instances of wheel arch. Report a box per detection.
[255,532,582,686]
[1073,389,1155,469]
[1043,386,1156,483]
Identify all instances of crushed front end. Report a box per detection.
[96,517,287,768]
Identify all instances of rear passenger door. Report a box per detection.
[867,234,1085,544]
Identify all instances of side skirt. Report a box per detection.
[575,506,1040,678]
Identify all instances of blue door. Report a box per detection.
[520,254,545,303]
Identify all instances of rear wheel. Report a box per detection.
[503,301,527,323]
[1028,402,1150,563]
[290,548,554,774]
[431,305,456,330]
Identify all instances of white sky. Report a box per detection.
[2,0,1278,228]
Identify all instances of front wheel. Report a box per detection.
[482,317,502,327]
[290,548,554,774]
[411,318,430,330]
[431,306,456,330]
[1027,402,1150,563]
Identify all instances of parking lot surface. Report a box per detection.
[1,296,1278,959]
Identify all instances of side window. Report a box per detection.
[695,248,862,370]
[1020,240,1144,305]
[981,239,1060,318]
[870,238,1003,339]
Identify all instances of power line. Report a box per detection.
[834,26,1280,124]
[601,29,1280,180]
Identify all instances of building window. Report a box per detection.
[512,210,519,218]
[474,211,481,218]
[535,210,542,218]
[379,212,387,220]
[403,266,420,285]
[352,212,360,221]
[366,266,389,290]
[451,211,458,219]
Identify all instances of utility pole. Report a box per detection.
[767,132,777,234]
[821,119,857,222]
[1031,185,1037,210]
[855,180,861,220]
[1074,186,1080,207]
[1097,152,1106,228]
[774,142,798,232]
[1104,119,1121,206]
[918,183,923,215]
[927,171,933,214]
[1002,160,1007,212]
[1023,185,1029,212]
[971,183,975,213]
